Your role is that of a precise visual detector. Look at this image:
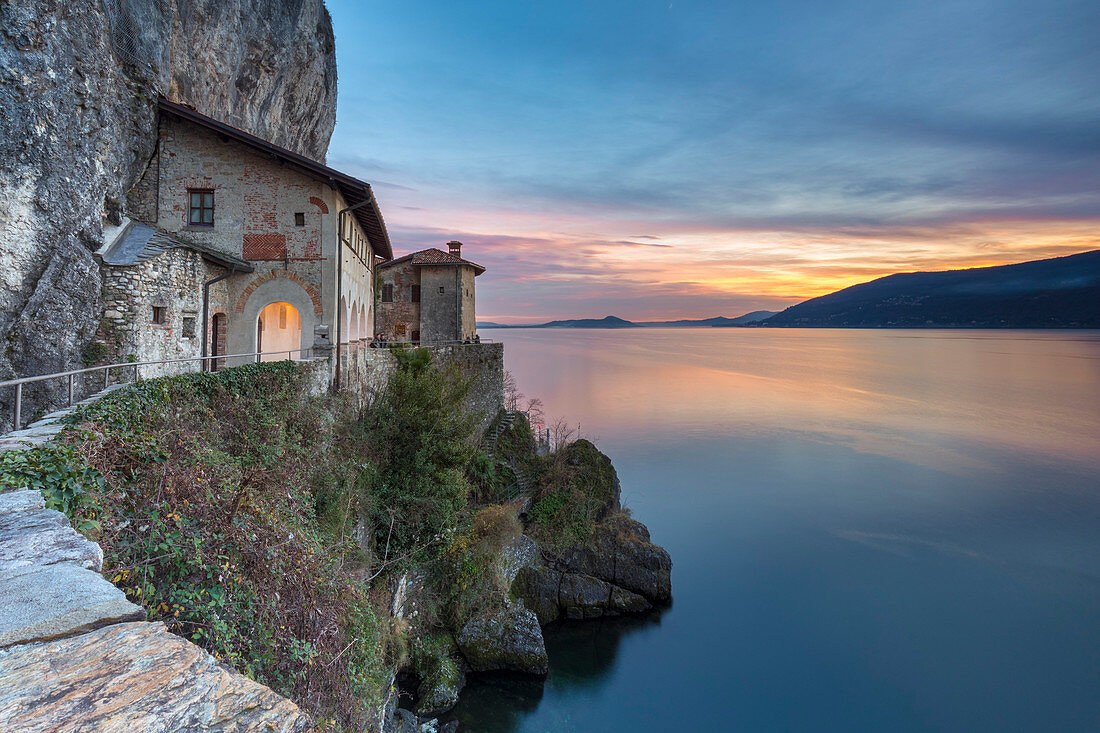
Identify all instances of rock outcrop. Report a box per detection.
[0,622,311,733]
[413,635,467,718]
[0,0,337,428]
[456,604,549,675]
[512,515,672,626]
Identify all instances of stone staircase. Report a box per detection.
[482,411,536,501]
[0,385,312,731]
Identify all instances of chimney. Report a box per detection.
[447,240,463,257]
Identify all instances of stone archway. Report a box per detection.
[257,302,302,361]
[231,276,317,361]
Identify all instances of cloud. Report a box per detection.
[326,0,1100,321]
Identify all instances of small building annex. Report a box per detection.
[375,241,485,344]
[96,97,393,376]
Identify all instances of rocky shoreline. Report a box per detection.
[385,449,673,732]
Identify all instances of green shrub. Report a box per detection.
[357,359,478,564]
[431,504,521,629]
[0,443,104,532]
[526,439,619,547]
[46,360,391,730]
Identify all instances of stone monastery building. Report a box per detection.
[376,241,484,344]
[96,97,482,375]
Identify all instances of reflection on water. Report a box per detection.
[446,613,663,732]
[455,329,1100,733]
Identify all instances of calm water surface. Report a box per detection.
[449,329,1100,732]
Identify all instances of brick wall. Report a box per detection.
[376,259,420,341]
[155,115,326,266]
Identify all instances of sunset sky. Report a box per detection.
[325,0,1100,323]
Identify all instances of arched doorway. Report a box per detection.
[257,302,302,361]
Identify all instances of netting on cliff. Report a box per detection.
[101,0,167,79]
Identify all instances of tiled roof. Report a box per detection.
[100,222,254,272]
[380,248,486,274]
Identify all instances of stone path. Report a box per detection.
[0,385,313,730]
[0,383,129,452]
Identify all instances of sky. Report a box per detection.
[325,0,1100,323]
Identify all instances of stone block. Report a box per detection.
[0,490,103,571]
[0,563,144,648]
[0,622,312,732]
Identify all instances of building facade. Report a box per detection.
[376,241,484,344]
[97,97,392,374]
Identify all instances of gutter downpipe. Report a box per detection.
[201,267,236,372]
[335,192,377,390]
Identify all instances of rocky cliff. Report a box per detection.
[0,0,337,428]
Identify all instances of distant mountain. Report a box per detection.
[476,311,778,329]
[763,250,1100,328]
[705,310,778,326]
[541,315,635,329]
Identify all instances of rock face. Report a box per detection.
[0,490,144,647]
[0,0,337,428]
[0,562,146,647]
[0,490,102,570]
[548,514,672,604]
[512,515,672,625]
[0,621,312,733]
[456,604,549,675]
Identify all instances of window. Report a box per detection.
[188,189,214,226]
[381,283,393,303]
[152,306,166,324]
[438,286,445,295]
[294,212,305,227]
[182,316,196,338]
[411,285,421,303]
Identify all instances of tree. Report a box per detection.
[358,354,478,562]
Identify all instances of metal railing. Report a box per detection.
[2,348,313,431]
[363,338,495,348]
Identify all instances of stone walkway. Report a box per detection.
[0,383,129,452]
[0,386,312,731]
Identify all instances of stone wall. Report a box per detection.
[99,248,228,376]
[338,345,398,412]
[459,266,478,341]
[433,343,505,434]
[376,259,421,341]
[419,267,459,344]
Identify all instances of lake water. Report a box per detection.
[448,328,1100,733]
